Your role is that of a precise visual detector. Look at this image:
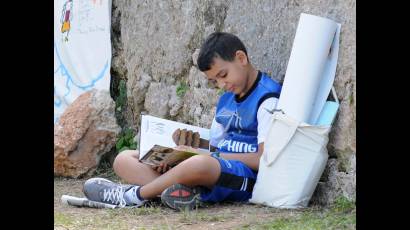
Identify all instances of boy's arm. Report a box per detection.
[219,143,264,171]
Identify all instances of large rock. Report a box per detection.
[54,90,121,178]
[111,0,356,205]
[311,154,356,205]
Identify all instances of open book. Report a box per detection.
[140,145,210,168]
[139,115,211,167]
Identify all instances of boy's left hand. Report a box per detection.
[172,129,201,148]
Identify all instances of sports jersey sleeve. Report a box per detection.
[257,97,279,144]
[209,116,225,147]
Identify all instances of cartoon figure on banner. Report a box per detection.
[61,0,73,42]
[92,0,103,5]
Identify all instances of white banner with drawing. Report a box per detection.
[54,0,112,123]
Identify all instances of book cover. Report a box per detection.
[139,115,211,160]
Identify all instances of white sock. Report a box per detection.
[124,186,145,206]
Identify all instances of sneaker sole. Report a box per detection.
[160,184,200,211]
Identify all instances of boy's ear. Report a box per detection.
[235,50,249,66]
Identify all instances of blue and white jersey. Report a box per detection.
[210,71,282,153]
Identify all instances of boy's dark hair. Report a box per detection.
[197,32,248,71]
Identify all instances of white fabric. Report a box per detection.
[309,24,341,124]
[209,117,224,147]
[124,186,145,206]
[249,13,341,208]
[249,112,330,208]
[209,97,278,148]
[276,13,341,124]
[54,0,112,123]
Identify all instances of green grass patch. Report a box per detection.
[116,128,138,153]
[332,196,355,213]
[55,211,133,230]
[238,200,356,230]
[107,205,163,217]
[240,211,355,230]
[176,82,189,97]
[179,208,233,224]
[54,212,75,228]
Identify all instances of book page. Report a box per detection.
[139,115,210,159]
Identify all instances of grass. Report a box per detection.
[178,208,234,224]
[332,196,356,213]
[55,169,356,230]
[249,209,355,230]
[106,204,164,217]
[54,212,75,226]
[54,211,132,230]
[239,197,356,230]
[115,128,138,153]
[93,160,120,181]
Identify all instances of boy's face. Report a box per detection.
[203,51,250,96]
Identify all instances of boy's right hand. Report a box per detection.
[172,128,201,148]
[152,163,171,174]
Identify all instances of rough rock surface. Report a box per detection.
[110,0,356,205]
[54,90,121,178]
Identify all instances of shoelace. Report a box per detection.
[103,186,127,208]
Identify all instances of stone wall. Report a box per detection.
[110,0,356,205]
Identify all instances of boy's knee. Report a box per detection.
[183,155,217,175]
[119,149,139,158]
[113,154,125,174]
[113,150,139,173]
[177,155,221,186]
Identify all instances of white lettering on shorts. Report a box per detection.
[221,158,232,168]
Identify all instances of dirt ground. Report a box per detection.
[54,174,355,230]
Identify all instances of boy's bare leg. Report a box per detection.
[139,155,221,199]
[113,150,161,185]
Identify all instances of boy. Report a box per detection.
[83,32,282,210]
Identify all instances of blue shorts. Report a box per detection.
[200,156,257,203]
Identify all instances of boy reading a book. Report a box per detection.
[83,32,282,210]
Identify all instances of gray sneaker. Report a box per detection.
[82,177,141,208]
